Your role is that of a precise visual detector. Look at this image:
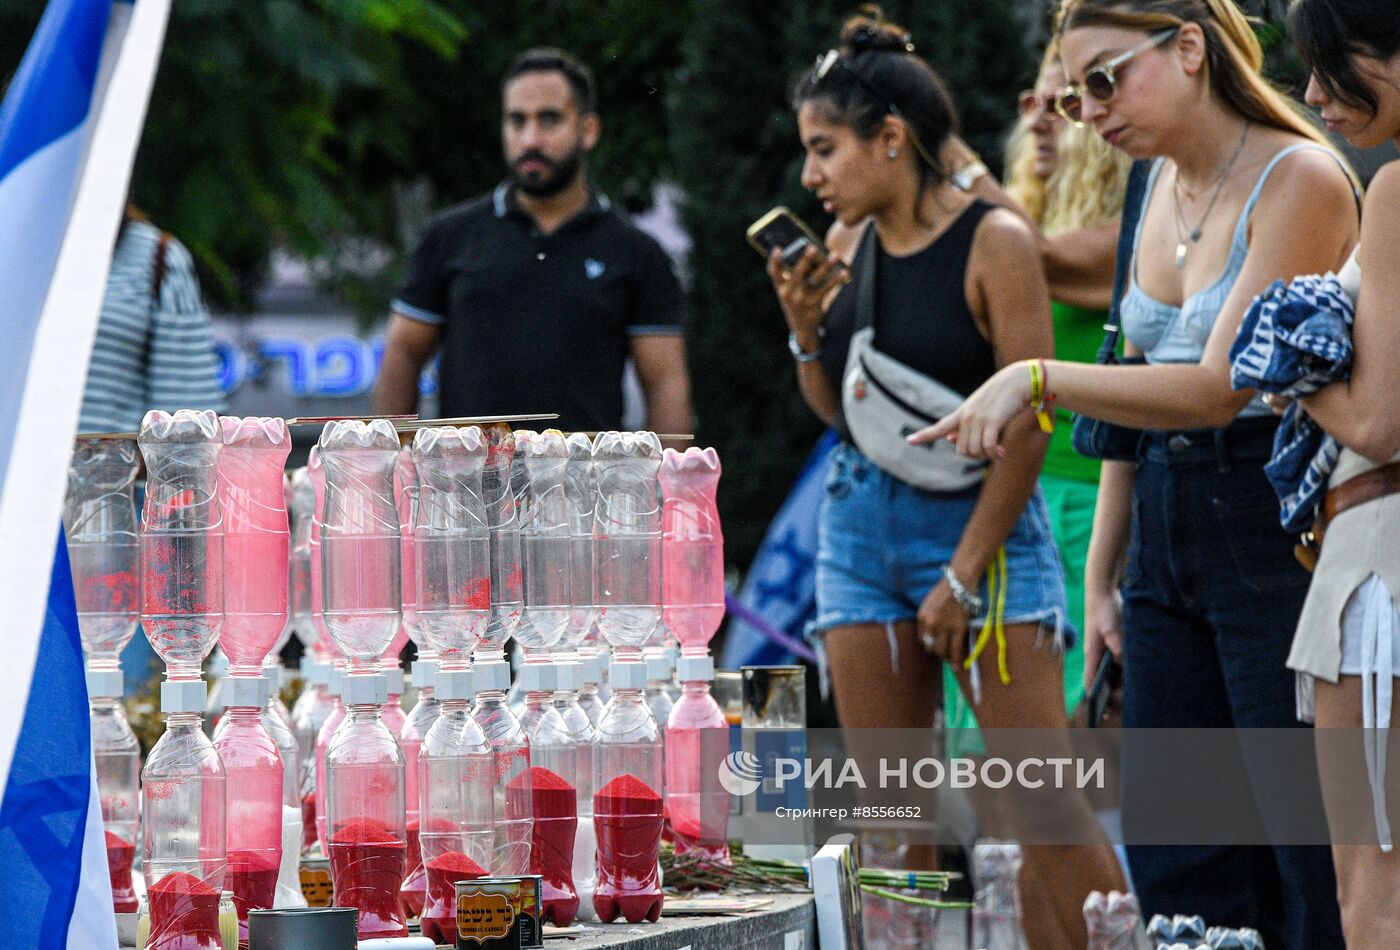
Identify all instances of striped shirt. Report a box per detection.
[78,219,225,433]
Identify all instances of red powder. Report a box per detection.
[399,819,425,920]
[516,768,579,926]
[420,850,487,945]
[104,831,137,914]
[328,818,407,939]
[225,848,279,944]
[147,871,221,950]
[593,774,664,923]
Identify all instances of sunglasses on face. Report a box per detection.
[1018,90,1061,119]
[1055,27,1180,125]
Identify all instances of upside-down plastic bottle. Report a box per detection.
[592,432,664,664]
[89,668,140,914]
[481,426,523,663]
[516,430,572,662]
[659,447,725,657]
[325,672,408,939]
[143,679,226,950]
[66,438,141,669]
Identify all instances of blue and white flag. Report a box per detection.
[0,0,172,946]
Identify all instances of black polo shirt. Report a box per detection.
[392,183,684,430]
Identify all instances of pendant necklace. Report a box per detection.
[1172,121,1251,270]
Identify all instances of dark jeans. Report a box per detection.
[1120,419,1342,949]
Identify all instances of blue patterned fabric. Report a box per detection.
[1229,273,1355,531]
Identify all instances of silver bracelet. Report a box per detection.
[943,565,983,615]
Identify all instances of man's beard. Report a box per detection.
[510,144,585,198]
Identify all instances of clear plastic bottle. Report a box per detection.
[217,417,291,676]
[66,438,141,669]
[1083,890,1143,950]
[318,420,402,674]
[519,664,581,926]
[398,658,440,921]
[551,664,598,921]
[143,680,226,950]
[644,654,675,738]
[381,665,407,741]
[591,432,663,663]
[516,430,572,660]
[138,410,225,681]
[313,668,346,856]
[305,449,337,661]
[578,655,606,729]
[393,446,423,658]
[89,668,140,914]
[562,432,596,661]
[659,447,725,656]
[292,659,332,855]
[972,839,1030,950]
[472,660,533,875]
[258,670,306,908]
[212,677,283,943]
[481,426,523,661]
[325,673,408,940]
[287,468,316,655]
[592,660,664,923]
[664,656,731,864]
[418,668,493,945]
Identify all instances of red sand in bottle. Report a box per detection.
[420,850,487,945]
[225,848,279,942]
[104,830,138,913]
[147,871,222,950]
[510,766,579,925]
[593,774,665,923]
[328,818,408,939]
[399,819,425,920]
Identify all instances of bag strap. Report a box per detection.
[853,223,878,334]
[1096,159,1152,364]
[143,231,172,371]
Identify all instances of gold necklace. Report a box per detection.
[1171,122,1251,270]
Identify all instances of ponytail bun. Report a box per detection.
[840,6,915,56]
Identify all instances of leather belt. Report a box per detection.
[1295,460,1400,572]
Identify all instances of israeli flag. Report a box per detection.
[0,0,172,946]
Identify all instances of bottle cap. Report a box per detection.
[302,659,330,687]
[223,675,270,709]
[677,655,715,682]
[475,659,511,694]
[435,668,474,702]
[384,666,405,697]
[411,659,437,691]
[342,672,388,706]
[263,664,282,694]
[325,667,343,698]
[161,678,207,713]
[608,659,646,690]
[645,654,671,682]
[554,660,580,691]
[86,668,124,699]
[580,655,602,686]
[520,663,558,693]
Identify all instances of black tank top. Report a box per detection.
[820,199,998,403]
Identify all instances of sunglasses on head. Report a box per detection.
[1055,27,1180,125]
[811,48,938,171]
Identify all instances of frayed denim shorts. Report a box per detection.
[810,442,1074,658]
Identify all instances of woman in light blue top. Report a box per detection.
[912,1,1358,946]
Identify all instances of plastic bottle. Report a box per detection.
[212,677,283,943]
[257,668,306,908]
[577,655,606,729]
[972,839,1030,950]
[305,449,338,661]
[591,432,663,663]
[549,663,598,921]
[660,447,725,656]
[313,668,346,856]
[518,664,580,925]
[138,410,225,681]
[217,417,291,676]
[418,668,493,945]
[318,420,402,674]
[516,430,572,661]
[665,656,731,864]
[325,672,408,939]
[1083,890,1145,950]
[398,658,440,921]
[287,468,316,652]
[472,660,533,875]
[481,426,523,662]
[66,438,142,669]
[644,654,675,737]
[381,665,407,740]
[393,446,423,659]
[562,432,595,662]
[89,668,141,914]
[592,660,664,923]
[143,680,226,950]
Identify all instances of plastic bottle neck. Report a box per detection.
[165,712,202,730]
[224,705,262,723]
[90,696,122,712]
[680,680,713,696]
[345,703,383,722]
[417,686,435,700]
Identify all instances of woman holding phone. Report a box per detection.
[768,11,1123,948]
[911,1,1356,945]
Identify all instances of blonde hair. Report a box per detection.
[1005,45,1132,236]
[1055,0,1335,151]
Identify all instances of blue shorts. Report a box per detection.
[811,443,1074,650]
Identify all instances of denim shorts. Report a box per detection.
[811,442,1074,651]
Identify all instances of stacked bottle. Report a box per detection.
[518,664,582,925]
[89,668,140,914]
[660,447,732,865]
[137,409,227,950]
[411,426,494,944]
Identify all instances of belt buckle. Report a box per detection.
[1166,434,1192,453]
[1294,529,1319,573]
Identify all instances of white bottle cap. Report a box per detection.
[326,668,343,698]
[263,664,282,694]
[581,655,602,685]
[555,660,580,691]
[384,666,405,697]
[677,655,715,682]
[86,668,124,699]
[302,659,330,687]
[435,668,474,702]
[411,659,437,691]
[223,675,270,709]
[608,659,646,690]
[475,659,511,693]
[520,663,558,693]
[645,655,671,682]
[342,672,388,706]
[161,678,207,713]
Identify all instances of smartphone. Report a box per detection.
[747,206,836,271]
[1086,652,1123,729]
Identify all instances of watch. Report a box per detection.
[788,330,824,363]
[951,159,990,192]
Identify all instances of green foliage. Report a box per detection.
[669,0,1034,565]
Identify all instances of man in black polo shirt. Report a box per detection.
[372,48,692,440]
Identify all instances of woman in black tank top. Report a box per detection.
[767,12,1125,949]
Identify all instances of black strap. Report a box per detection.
[1096,159,1153,364]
